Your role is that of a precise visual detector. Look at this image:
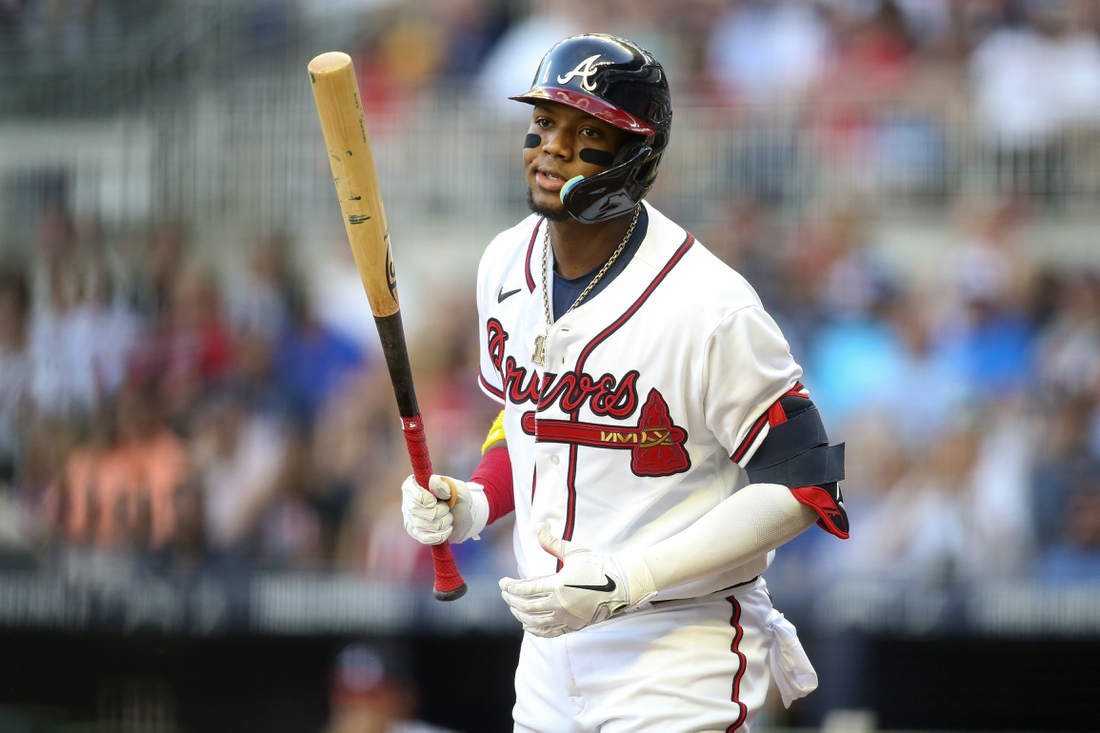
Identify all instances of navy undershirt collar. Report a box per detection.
[552,206,649,322]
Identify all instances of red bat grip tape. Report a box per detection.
[402,415,467,600]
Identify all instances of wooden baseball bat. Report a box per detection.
[308,51,467,601]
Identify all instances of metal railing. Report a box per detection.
[142,86,1100,231]
[5,83,1100,249]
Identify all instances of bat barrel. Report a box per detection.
[308,51,400,319]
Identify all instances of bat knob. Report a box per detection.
[432,582,468,602]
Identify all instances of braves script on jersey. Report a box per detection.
[477,202,802,600]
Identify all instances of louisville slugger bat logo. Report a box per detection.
[348,214,371,225]
[385,244,398,301]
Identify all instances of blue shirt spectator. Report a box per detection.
[274,294,364,427]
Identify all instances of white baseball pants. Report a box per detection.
[512,578,787,733]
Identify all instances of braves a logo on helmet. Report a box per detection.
[556,54,606,92]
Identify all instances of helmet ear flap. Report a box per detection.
[561,142,657,223]
[632,151,662,187]
[612,139,648,168]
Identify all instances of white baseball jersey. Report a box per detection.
[476,202,802,601]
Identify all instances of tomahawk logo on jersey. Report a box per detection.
[476,201,846,596]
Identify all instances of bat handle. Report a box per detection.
[402,415,468,601]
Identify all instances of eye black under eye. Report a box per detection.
[579,148,615,166]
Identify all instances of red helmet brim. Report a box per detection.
[510,87,656,136]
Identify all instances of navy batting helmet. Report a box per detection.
[511,34,672,224]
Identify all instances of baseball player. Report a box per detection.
[401,34,849,732]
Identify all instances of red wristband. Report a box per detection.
[470,445,514,525]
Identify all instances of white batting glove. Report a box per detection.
[427,475,489,544]
[499,523,657,638]
[400,474,489,546]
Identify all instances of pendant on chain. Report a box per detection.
[533,334,546,366]
[532,206,639,370]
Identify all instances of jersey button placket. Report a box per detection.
[544,334,574,474]
[532,355,567,523]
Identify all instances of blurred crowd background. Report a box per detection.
[2,0,1100,729]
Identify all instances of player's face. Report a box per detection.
[524,101,631,221]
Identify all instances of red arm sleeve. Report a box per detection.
[469,445,514,525]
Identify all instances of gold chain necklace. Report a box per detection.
[533,206,641,366]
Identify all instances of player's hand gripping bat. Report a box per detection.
[308,52,467,601]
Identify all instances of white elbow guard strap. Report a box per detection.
[743,393,849,539]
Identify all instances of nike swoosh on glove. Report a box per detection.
[499,523,657,638]
[400,474,489,545]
